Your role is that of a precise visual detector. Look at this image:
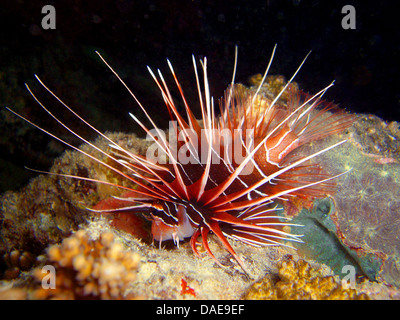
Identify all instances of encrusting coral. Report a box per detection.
[248,74,299,103]
[2,250,35,280]
[244,258,369,300]
[32,230,140,299]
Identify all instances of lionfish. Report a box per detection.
[7,46,354,272]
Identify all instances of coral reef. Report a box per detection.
[244,258,369,300]
[89,217,297,300]
[289,198,382,282]
[0,131,150,276]
[2,250,35,280]
[32,230,140,299]
[351,114,400,160]
[333,116,400,287]
[280,113,400,288]
[1,78,400,299]
[0,174,87,260]
[248,74,299,103]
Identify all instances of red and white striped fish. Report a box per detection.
[7,46,354,272]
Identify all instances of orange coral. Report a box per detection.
[244,258,369,300]
[32,230,140,299]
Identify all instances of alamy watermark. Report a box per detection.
[342,5,356,30]
[341,264,356,289]
[41,5,56,30]
[41,265,56,289]
[145,121,256,175]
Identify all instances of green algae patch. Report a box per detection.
[290,198,382,281]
